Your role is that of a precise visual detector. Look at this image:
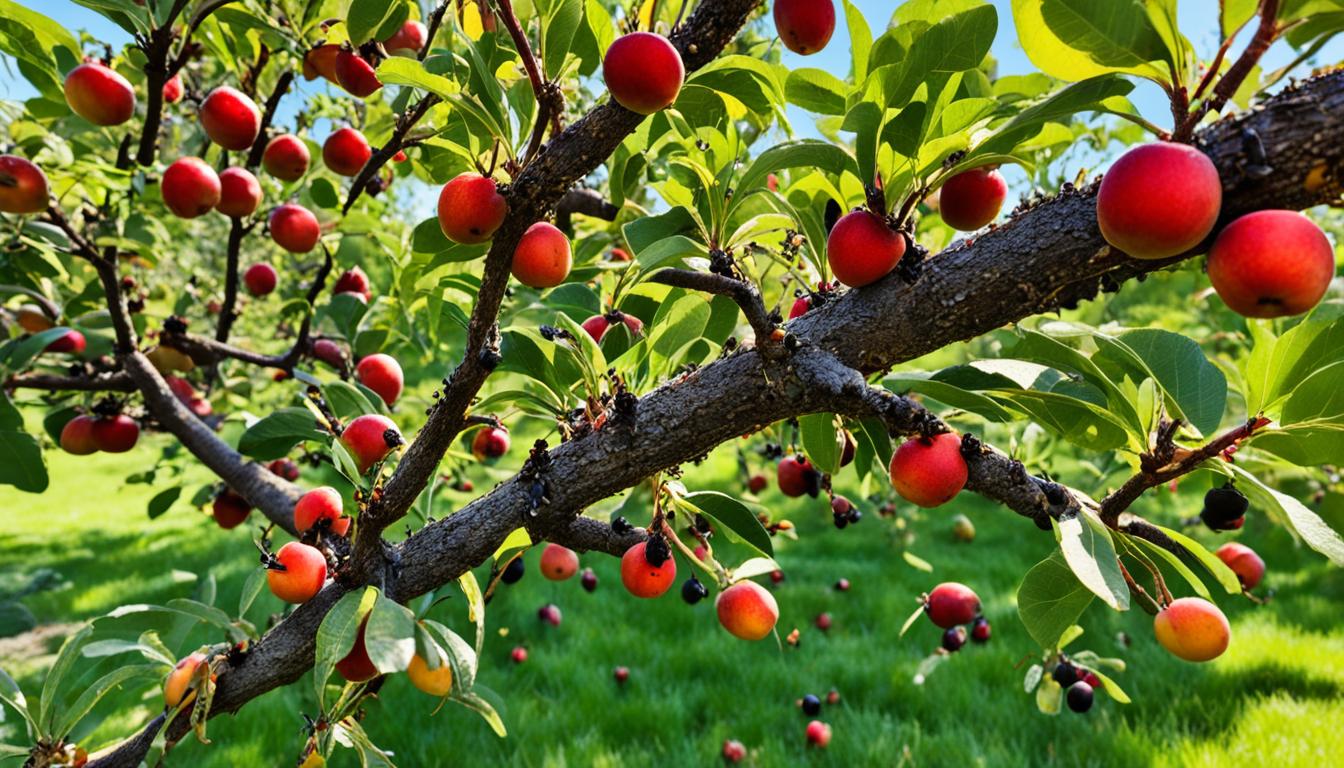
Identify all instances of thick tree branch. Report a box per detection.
[83,34,1344,768]
[554,187,619,230]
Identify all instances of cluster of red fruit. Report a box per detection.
[1098,142,1334,318]
[303,20,430,98]
[58,412,140,455]
[923,582,991,652]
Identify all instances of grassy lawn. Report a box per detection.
[3,438,1343,767]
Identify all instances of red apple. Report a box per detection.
[355,353,404,406]
[1207,209,1335,318]
[1097,142,1222,260]
[773,0,836,55]
[217,167,262,218]
[268,203,321,253]
[383,20,428,56]
[0,155,49,214]
[262,134,310,181]
[64,63,135,126]
[939,167,1008,231]
[244,263,278,296]
[335,50,382,98]
[162,73,184,104]
[322,128,371,177]
[511,222,571,288]
[200,86,262,151]
[602,33,684,115]
[436,173,507,244]
[826,210,904,287]
[161,157,221,219]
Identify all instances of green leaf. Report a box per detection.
[634,235,708,275]
[1224,464,1344,566]
[971,75,1134,159]
[377,55,459,99]
[1126,534,1210,600]
[842,0,872,79]
[38,624,92,733]
[1093,329,1228,437]
[365,592,416,675]
[541,0,584,79]
[681,491,773,558]
[314,587,377,700]
[734,140,857,208]
[1151,525,1241,595]
[785,68,848,115]
[880,5,998,109]
[324,380,381,421]
[1012,0,1172,82]
[147,486,181,520]
[0,430,46,493]
[52,664,160,740]
[347,0,411,46]
[799,413,841,475]
[649,293,711,360]
[454,687,507,737]
[1017,550,1095,649]
[238,408,328,460]
[0,327,77,376]
[239,567,267,617]
[1056,510,1129,610]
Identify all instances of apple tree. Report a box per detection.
[2,0,1344,765]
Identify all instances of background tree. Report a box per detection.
[1,0,1343,765]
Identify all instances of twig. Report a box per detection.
[1098,417,1270,525]
[648,268,778,352]
[342,96,437,214]
[492,0,562,163]
[5,371,136,392]
[421,0,452,62]
[1175,0,1279,141]
[244,70,296,170]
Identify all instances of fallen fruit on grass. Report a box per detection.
[805,720,831,748]
[540,543,579,581]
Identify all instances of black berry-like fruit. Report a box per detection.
[1066,681,1094,713]
[580,567,597,592]
[681,575,709,605]
[832,513,848,530]
[801,694,821,716]
[1052,661,1079,687]
[941,626,967,652]
[971,616,991,643]
[847,508,862,524]
[501,556,526,584]
[1201,482,1249,531]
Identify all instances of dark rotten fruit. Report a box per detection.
[1097,142,1222,260]
[1066,681,1094,713]
[1201,482,1249,531]
[602,32,684,115]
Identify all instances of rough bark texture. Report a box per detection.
[79,33,1344,768]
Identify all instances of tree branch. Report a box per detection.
[4,371,136,393]
[648,268,778,350]
[81,32,1344,768]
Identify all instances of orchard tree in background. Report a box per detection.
[1,0,1344,765]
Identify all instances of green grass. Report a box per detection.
[3,440,1344,767]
